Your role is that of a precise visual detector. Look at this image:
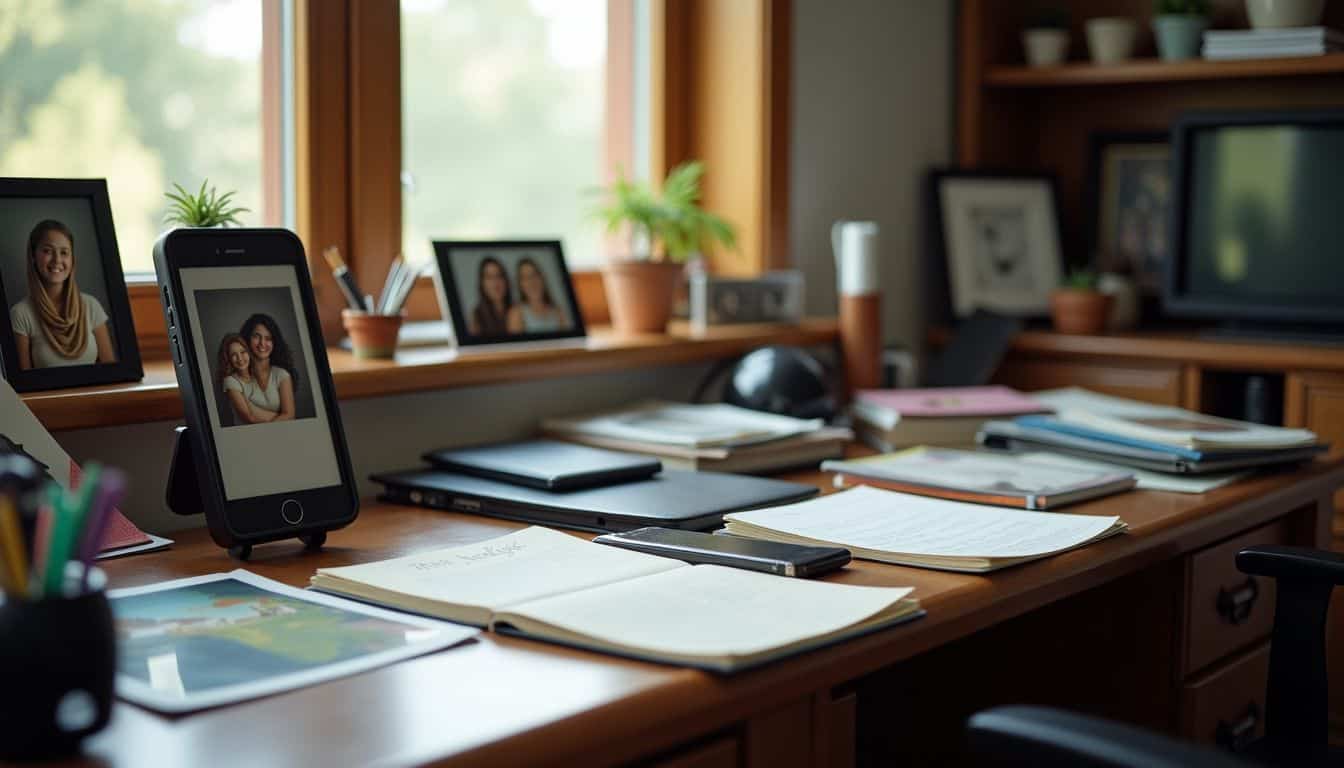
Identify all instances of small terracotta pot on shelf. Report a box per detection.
[342,309,404,359]
[601,259,683,335]
[1050,289,1113,335]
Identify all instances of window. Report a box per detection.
[0,0,292,276]
[400,0,649,269]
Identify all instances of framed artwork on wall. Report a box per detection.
[0,178,143,392]
[431,239,587,350]
[929,170,1064,318]
[1086,131,1171,296]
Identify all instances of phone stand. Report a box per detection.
[166,426,327,560]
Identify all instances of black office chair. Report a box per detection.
[966,544,1344,767]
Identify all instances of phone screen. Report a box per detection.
[178,265,342,501]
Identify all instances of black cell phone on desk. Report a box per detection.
[153,228,359,553]
[593,527,851,578]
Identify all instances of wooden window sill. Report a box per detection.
[23,319,839,432]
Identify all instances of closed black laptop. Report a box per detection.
[371,468,818,532]
[423,439,661,490]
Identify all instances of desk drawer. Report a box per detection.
[1183,519,1288,675]
[1180,644,1269,750]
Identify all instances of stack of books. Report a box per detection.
[1203,27,1344,60]
[978,388,1324,474]
[822,447,1135,510]
[542,401,852,474]
[849,386,1050,452]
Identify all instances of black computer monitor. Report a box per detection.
[1165,108,1344,328]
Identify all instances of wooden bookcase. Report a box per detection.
[957,0,1344,261]
[956,0,1344,747]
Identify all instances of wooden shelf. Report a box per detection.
[23,319,839,432]
[984,53,1344,88]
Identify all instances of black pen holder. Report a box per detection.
[0,586,116,760]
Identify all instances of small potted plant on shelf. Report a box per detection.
[1051,268,1113,335]
[592,161,736,334]
[163,180,249,227]
[1153,0,1211,61]
[1022,7,1071,67]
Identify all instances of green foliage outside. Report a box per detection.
[401,0,608,267]
[0,0,261,273]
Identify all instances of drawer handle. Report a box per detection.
[1215,703,1259,752]
[1216,576,1259,625]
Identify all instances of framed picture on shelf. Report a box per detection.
[929,170,1064,318]
[1086,131,1171,296]
[0,178,142,392]
[430,240,587,350]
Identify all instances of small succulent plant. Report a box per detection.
[1154,0,1211,15]
[163,180,249,227]
[1061,268,1101,291]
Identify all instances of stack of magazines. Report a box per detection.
[542,401,852,474]
[978,388,1325,474]
[1203,27,1344,60]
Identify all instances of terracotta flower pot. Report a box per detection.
[342,309,403,359]
[602,260,683,335]
[1050,289,1113,335]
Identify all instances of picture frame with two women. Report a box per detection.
[431,240,586,349]
[0,178,143,392]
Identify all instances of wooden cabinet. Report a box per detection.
[994,357,1184,406]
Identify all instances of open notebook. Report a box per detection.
[723,486,1127,573]
[311,526,922,673]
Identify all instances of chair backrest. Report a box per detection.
[1236,544,1344,762]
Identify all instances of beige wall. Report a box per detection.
[790,0,953,352]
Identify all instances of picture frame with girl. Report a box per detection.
[0,178,143,392]
[431,240,586,349]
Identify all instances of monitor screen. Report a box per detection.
[1168,112,1344,324]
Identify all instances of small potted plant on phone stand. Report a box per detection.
[1051,269,1113,335]
[592,162,735,335]
[1153,0,1210,61]
[163,180,250,227]
[1023,7,1071,67]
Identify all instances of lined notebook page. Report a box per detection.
[725,486,1123,559]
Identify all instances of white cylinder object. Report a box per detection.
[831,220,880,296]
[1246,0,1326,28]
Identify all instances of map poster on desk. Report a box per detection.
[109,570,479,713]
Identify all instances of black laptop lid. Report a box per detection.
[372,468,818,532]
[423,439,661,490]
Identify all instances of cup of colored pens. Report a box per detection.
[0,455,125,760]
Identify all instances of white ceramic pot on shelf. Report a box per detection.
[1023,28,1070,67]
[1245,0,1326,28]
[1086,17,1138,64]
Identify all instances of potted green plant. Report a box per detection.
[592,161,735,334]
[1051,269,1113,335]
[163,180,249,227]
[1153,0,1211,61]
[1022,7,1071,67]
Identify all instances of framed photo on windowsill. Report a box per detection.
[430,240,587,350]
[929,170,1064,318]
[1086,131,1171,297]
[0,178,143,392]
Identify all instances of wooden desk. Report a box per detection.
[79,459,1343,767]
